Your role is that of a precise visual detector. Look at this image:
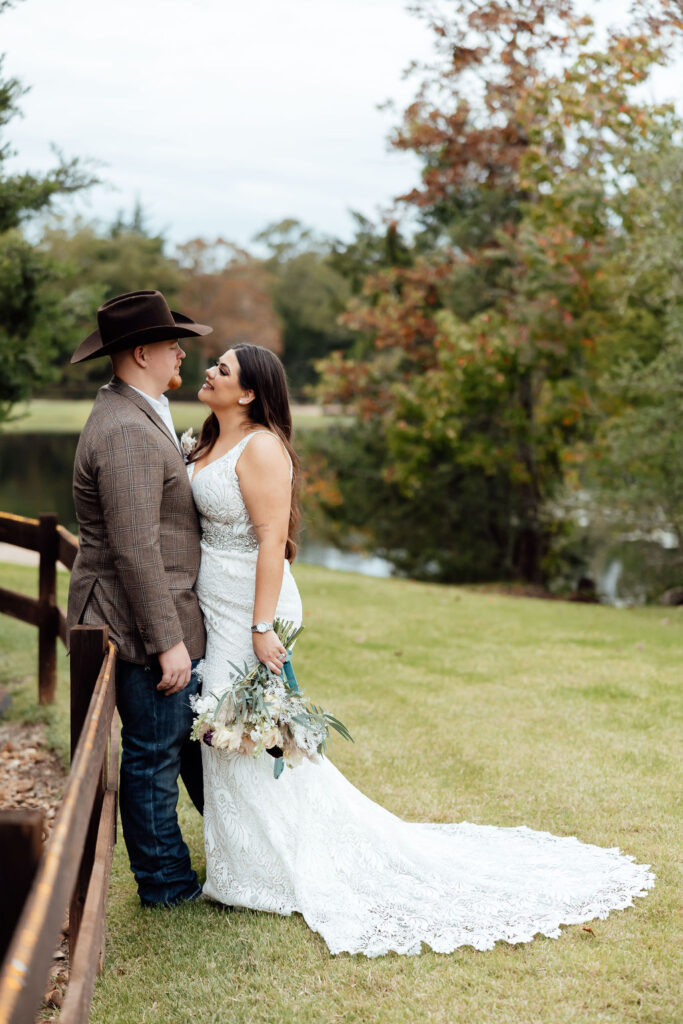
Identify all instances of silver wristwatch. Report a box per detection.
[251,621,273,634]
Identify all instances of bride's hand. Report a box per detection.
[253,631,288,674]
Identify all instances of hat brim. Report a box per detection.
[70,312,213,364]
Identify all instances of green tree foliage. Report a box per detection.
[315,0,682,584]
[255,220,353,396]
[585,138,683,552]
[39,211,183,394]
[0,1,95,423]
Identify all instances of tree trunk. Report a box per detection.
[514,372,545,583]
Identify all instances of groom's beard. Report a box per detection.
[167,373,183,391]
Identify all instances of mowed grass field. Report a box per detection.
[2,398,335,435]
[0,562,680,1024]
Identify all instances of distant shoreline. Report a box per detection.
[2,399,335,435]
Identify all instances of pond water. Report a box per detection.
[0,433,678,602]
[0,433,389,577]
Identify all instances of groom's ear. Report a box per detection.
[132,345,148,368]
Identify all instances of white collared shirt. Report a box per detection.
[128,385,181,451]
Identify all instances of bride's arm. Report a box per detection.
[238,433,291,673]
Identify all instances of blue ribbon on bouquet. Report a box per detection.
[281,650,298,692]
[268,651,298,779]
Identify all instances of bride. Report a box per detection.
[186,343,653,958]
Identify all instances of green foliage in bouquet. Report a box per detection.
[190,618,352,778]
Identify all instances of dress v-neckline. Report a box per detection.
[190,430,270,483]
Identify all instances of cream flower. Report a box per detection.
[284,742,305,767]
[189,692,214,716]
[211,725,232,750]
[263,728,283,750]
[227,724,244,751]
[180,428,197,457]
[239,736,257,756]
[215,698,236,725]
[264,695,281,720]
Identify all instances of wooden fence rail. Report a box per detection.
[0,515,119,1024]
[0,511,79,703]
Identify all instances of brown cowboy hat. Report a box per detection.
[70,289,213,364]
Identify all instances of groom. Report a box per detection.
[67,290,213,907]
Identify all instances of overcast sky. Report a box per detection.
[2,0,680,250]
[2,0,436,247]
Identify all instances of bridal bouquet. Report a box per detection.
[189,619,352,778]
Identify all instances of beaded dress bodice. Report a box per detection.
[188,430,299,664]
[188,432,271,555]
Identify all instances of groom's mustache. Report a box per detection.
[167,373,183,391]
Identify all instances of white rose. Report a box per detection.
[211,725,232,750]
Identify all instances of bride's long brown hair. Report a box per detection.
[189,343,301,562]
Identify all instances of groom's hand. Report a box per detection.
[157,641,192,694]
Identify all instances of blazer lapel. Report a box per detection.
[105,377,182,455]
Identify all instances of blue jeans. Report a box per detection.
[116,657,204,906]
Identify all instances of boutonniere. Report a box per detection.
[180,428,198,461]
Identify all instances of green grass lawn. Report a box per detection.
[1,562,681,1024]
[2,399,340,435]
[0,563,71,766]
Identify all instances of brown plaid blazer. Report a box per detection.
[67,377,206,663]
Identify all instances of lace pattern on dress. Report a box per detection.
[190,430,654,959]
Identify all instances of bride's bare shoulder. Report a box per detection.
[238,431,290,471]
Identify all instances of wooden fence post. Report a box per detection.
[0,643,117,1024]
[70,626,109,759]
[38,513,59,704]
[69,625,109,966]
[0,810,44,963]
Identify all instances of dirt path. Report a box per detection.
[0,542,40,566]
[0,722,69,1013]
[0,543,69,569]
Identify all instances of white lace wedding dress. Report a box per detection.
[189,432,654,957]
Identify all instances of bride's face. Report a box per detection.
[198,349,252,409]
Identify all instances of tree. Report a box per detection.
[586,138,683,554]
[316,0,682,583]
[0,0,94,422]
[37,211,184,395]
[255,220,353,396]
[174,237,282,394]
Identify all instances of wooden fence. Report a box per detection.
[0,513,119,1024]
[0,512,79,703]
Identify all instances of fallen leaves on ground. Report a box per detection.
[0,721,69,1020]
